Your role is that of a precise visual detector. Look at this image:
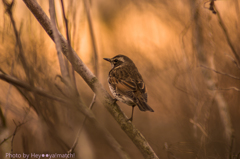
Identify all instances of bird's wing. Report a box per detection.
[137,80,147,102]
[108,76,136,94]
[108,75,152,112]
[137,81,146,94]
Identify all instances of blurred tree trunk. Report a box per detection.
[191,0,232,145]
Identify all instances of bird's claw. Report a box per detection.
[112,98,118,104]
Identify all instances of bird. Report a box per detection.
[103,54,154,122]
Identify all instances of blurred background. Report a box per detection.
[0,0,240,158]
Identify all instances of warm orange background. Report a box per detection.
[0,0,240,159]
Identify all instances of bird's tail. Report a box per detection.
[136,98,154,112]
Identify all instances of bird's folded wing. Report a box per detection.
[108,76,136,94]
[137,81,146,94]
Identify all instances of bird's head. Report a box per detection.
[103,55,133,69]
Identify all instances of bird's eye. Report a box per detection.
[113,59,118,63]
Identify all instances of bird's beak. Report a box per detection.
[103,58,111,62]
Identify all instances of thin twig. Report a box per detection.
[2,0,31,84]
[0,72,67,103]
[189,119,208,137]
[0,134,12,146]
[9,107,30,157]
[54,83,68,97]
[60,0,78,92]
[0,72,130,159]
[225,54,240,70]
[0,107,6,128]
[83,0,99,77]
[14,84,37,113]
[213,3,240,63]
[66,0,99,154]
[66,94,96,157]
[234,0,240,42]
[200,65,240,80]
[229,135,234,159]
[213,87,240,92]
[10,120,26,159]
[59,1,99,156]
[163,142,179,159]
[49,0,69,79]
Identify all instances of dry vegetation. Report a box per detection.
[0,0,240,159]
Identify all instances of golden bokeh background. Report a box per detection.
[0,0,240,159]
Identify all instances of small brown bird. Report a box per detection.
[104,55,154,121]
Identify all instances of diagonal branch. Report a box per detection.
[213,3,240,63]
[22,0,158,158]
[213,87,240,92]
[10,121,26,159]
[0,72,67,103]
[2,0,32,84]
[200,65,240,80]
[0,71,130,159]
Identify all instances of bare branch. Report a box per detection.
[189,119,208,137]
[225,54,240,70]
[0,134,12,146]
[213,87,240,92]
[0,107,6,128]
[200,65,240,80]
[89,94,97,110]
[49,0,69,79]
[0,71,130,159]
[10,121,26,159]
[60,0,78,92]
[2,107,30,155]
[2,0,31,84]
[66,0,100,154]
[0,72,67,103]
[67,94,97,157]
[229,135,234,159]
[83,0,99,77]
[0,77,130,159]
[54,83,68,97]
[22,0,159,158]
[213,3,240,63]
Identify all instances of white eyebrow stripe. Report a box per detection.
[118,57,124,62]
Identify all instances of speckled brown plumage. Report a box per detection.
[104,55,154,121]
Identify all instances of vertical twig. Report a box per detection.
[83,0,99,77]
[235,0,240,24]
[60,0,78,92]
[234,0,240,43]
[193,0,233,144]
[229,135,234,159]
[60,0,99,156]
[49,0,69,79]
[0,107,6,129]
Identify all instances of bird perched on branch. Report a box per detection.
[104,55,154,121]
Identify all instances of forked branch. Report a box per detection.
[22,0,158,158]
